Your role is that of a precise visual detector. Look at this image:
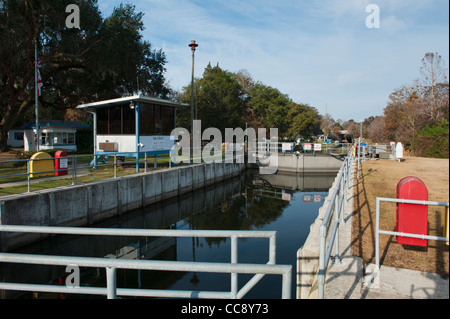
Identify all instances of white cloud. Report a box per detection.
[381,15,408,33]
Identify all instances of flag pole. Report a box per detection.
[35,40,40,151]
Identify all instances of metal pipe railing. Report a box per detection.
[375,197,449,271]
[0,225,291,299]
[0,149,244,195]
[0,252,292,299]
[317,149,353,299]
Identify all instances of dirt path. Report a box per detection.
[352,156,449,277]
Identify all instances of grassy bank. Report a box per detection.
[352,156,449,278]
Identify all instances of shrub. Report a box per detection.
[411,120,449,158]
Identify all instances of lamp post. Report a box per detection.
[189,40,198,135]
[35,40,40,151]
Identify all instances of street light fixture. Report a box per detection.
[189,40,198,135]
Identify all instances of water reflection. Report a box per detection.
[0,170,336,299]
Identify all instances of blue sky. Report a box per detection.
[97,0,449,121]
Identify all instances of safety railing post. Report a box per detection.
[144,153,148,173]
[114,155,117,178]
[269,233,276,264]
[27,159,31,193]
[136,152,139,173]
[318,224,326,299]
[72,155,77,186]
[375,197,381,271]
[106,267,117,299]
[334,187,340,264]
[281,268,292,299]
[340,172,345,224]
[231,236,238,298]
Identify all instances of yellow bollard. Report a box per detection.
[29,152,54,178]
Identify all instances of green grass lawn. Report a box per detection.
[0,153,201,196]
[0,150,228,196]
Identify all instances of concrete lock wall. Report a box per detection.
[277,153,344,173]
[296,160,355,299]
[295,171,341,299]
[0,162,244,251]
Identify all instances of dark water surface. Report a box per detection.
[1,170,337,299]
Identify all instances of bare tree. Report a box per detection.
[235,69,254,95]
[420,52,449,121]
[320,113,334,139]
[367,116,386,142]
[343,119,360,138]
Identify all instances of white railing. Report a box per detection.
[317,149,354,299]
[0,225,292,299]
[369,197,450,286]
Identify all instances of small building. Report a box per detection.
[339,130,353,144]
[76,95,187,165]
[21,120,90,152]
[7,128,25,148]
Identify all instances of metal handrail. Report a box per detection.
[317,149,353,299]
[0,225,292,299]
[375,197,449,271]
[0,149,243,195]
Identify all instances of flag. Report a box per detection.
[36,55,43,96]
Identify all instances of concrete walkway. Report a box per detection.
[322,165,449,299]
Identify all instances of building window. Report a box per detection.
[14,132,24,141]
[53,132,76,145]
[139,104,175,136]
[109,106,122,135]
[97,105,136,135]
[96,102,175,136]
[68,133,75,144]
[122,106,135,135]
[162,107,175,135]
[40,132,51,146]
[97,108,109,134]
[54,133,65,145]
[139,104,155,135]
[155,105,162,135]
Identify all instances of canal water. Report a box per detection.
[1,170,337,299]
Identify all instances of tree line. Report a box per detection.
[321,52,449,158]
[175,64,320,140]
[1,0,319,152]
[1,1,447,158]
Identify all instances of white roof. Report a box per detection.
[77,95,188,109]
